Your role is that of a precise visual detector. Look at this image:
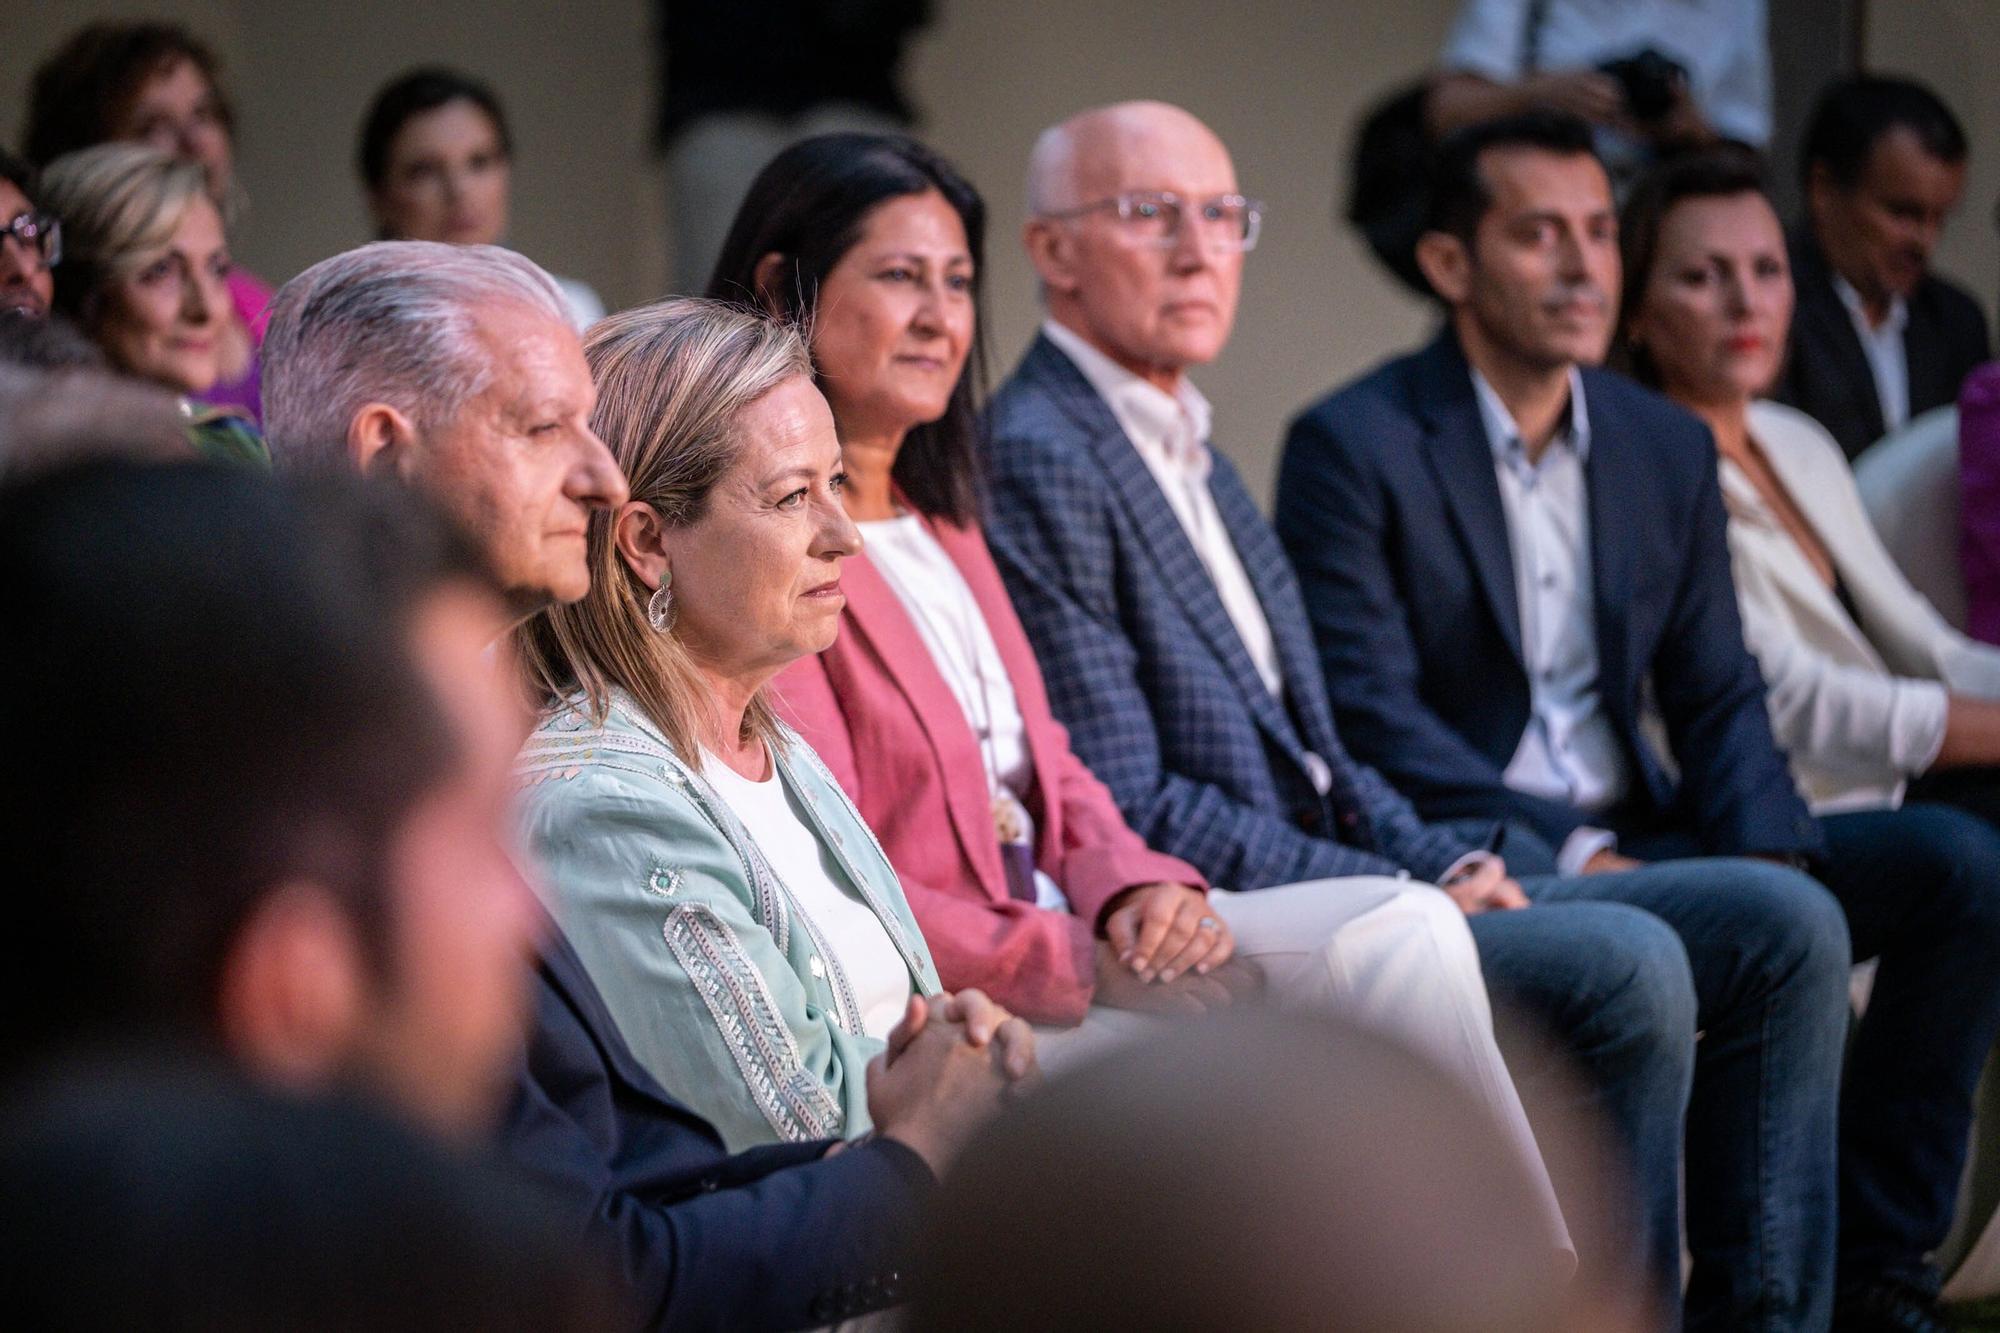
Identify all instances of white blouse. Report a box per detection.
[1722,401,2000,811]
[860,516,1070,911]
[701,746,914,1038]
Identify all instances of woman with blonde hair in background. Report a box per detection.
[37,143,263,465]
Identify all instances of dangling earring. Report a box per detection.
[647,571,675,632]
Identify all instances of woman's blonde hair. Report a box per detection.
[39,143,212,326]
[521,298,814,763]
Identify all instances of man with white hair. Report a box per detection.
[262,240,627,611]
[982,100,1853,1325]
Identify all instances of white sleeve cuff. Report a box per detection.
[1891,678,1950,777]
[1557,827,1618,877]
[1439,849,1496,886]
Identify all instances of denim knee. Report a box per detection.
[1731,861,1853,995]
[1600,908,1698,1043]
[1912,806,2000,944]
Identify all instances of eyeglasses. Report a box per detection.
[1,212,61,268]
[1042,191,1263,252]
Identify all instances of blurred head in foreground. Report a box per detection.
[0,461,541,1138]
[916,1009,1648,1333]
[0,359,187,478]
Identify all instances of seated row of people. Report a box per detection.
[251,100,1998,1330]
[11,92,2000,1332]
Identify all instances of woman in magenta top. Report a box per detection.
[26,21,271,420]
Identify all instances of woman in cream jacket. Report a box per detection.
[1619,149,2000,1323]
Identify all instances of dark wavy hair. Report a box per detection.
[357,67,513,195]
[705,132,988,525]
[1616,147,1774,386]
[24,23,235,169]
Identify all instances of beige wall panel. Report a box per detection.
[3,0,1470,501]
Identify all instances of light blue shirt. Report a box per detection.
[1472,368,1627,872]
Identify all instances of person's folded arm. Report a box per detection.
[1734,561,1951,780]
[501,1037,933,1332]
[773,651,1099,1025]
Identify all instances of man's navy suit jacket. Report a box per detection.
[1275,332,1823,861]
[497,929,933,1331]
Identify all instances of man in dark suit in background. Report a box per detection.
[982,99,1851,1328]
[1280,109,1981,1332]
[1773,75,1988,460]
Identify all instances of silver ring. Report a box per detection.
[1197,916,1221,932]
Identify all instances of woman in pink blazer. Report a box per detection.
[700,137,1569,1255]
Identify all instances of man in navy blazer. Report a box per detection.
[983,100,1848,1328]
[1278,111,1968,1328]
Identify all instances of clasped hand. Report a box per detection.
[864,989,1036,1172]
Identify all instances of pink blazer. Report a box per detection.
[774,511,1206,1025]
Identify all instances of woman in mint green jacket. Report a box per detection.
[516,298,950,1150]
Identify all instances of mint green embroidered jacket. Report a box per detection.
[516,692,941,1151]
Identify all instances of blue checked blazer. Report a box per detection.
[981,332,1479,892]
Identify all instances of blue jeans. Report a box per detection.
[1463,901,1694,1312]
[1486,827,1851,1331]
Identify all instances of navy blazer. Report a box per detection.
[981,332,1477,893]
[1276,332,1822,860]
[497,929,933,1331]
[1772,230,1990,461]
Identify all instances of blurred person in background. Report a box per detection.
[1427,0,1768,186]
[35,144,265,465]
[1774,76,1987,461]
[357,66,605,330]
[0,462,538,1137]
[0,148,59,318]
[0,361,188,478]
[25,21,272,421]
[654,0,931,293]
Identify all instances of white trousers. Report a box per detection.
[1034,876,1572,1264]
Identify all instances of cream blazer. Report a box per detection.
[1723,401,2000,811]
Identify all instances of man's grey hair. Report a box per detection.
[261,241,571,470]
